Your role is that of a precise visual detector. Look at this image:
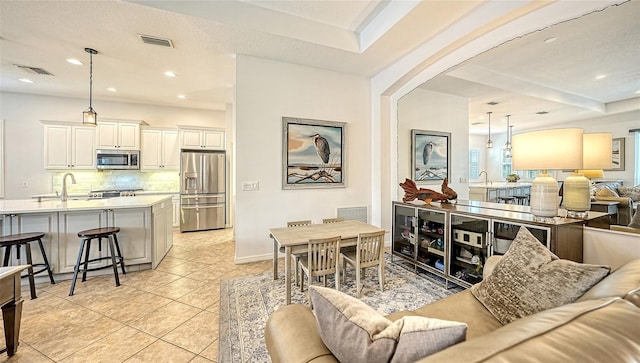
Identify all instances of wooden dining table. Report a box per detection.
[269,220,386,304]
[1,265,28,357]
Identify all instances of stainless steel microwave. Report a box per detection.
[96,149,140,170]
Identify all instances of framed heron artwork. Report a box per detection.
[411,129,451,183]
[282,117,346,189]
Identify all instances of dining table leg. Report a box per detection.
[285,246,292,305]
[272,238,279,280]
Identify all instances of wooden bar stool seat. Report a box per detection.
[0,232,56,299]
[69,227,125,296]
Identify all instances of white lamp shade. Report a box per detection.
[583,133,612,169]
[512,128,583,171]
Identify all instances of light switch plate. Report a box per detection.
[242,181,259,191]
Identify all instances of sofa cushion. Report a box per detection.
[618,185,640,202]
[470,227,610,324]
[628,208,640,228]
[417,297,640,363]
[413,290,503,339]
[309,286,467,363]
[577,258,640,304]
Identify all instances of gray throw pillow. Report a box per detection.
[309,286,467,363]
[470,227,610,325]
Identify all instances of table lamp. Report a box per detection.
[512,128,583,218]
[563,133,612,217]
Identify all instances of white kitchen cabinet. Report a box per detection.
[43,123,96,170]
[152,199,174,268]
[2,212,59,274]
[180,128,225,150]
[97,121,140,150]
[57,208,151,273]
[141,128,180,170]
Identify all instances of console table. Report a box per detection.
[590,201,619,225]
[1,265,28,357]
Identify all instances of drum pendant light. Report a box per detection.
[82,48,98,126]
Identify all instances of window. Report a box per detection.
[469,149,480,178]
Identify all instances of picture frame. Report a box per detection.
[411,129,451,183]
[282,117,346,189]
[607,137,625,171]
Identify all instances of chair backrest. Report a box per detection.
[322,218,344,224]
[357,230,385,267]
[307,236,341,277]
[287,220,312,227]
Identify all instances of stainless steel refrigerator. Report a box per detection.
[180,150,226,232]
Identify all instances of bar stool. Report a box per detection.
[69,227,126,296]
[497,196,516,204]
[513,195,528,205]
[0,232,56,299]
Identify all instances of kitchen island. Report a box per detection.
[468,182,531,203]
[0,195,174,280]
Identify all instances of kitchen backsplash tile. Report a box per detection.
[52,171,179,195]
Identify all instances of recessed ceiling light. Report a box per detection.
[544,37,557,44]
[164,71,176,77]
[107,87,118,92]
[19,78,34,83]
[635,90,640,94]
[595,74,607,80]
[66,58,83,65]
[177,94,186,99]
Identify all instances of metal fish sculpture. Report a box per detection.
[399,178,449,204]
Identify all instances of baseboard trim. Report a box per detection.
[234,253,274,264]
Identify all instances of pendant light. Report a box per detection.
[504,115,512,158]
[486,112,493,148]
[505,124,514,158]
[82,48,98,126]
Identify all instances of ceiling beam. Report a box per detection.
[447,63,606,113]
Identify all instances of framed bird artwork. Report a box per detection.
[282,117,346,189]
[411,129,451,184]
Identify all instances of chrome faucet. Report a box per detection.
[61,173,77,202]
[478,171,488,185]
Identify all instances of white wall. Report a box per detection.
[234,55,371,262]
[396,88,470,200]
[0,92,224,198]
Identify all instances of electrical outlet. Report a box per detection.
[241,181,259,191]
[21,181,29,188]
[459,177,467,183]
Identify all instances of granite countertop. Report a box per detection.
[0,195,172,214]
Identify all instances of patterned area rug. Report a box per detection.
[218,255,462,362]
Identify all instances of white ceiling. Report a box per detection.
[1,0,638,131]
[419,1,640,134]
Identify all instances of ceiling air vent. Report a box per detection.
[139,34,174,48]
[536,111,549,115]
[15,64,54,76]
[486,101,499,106]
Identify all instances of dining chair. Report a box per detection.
[299,236,341,300]
[282,220,312,285]
[341,230,385,297]
[322,217,344,224]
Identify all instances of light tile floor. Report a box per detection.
[0,228,276,363]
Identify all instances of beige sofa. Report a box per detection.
[265,257,640,362]
[593,181,635,225]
